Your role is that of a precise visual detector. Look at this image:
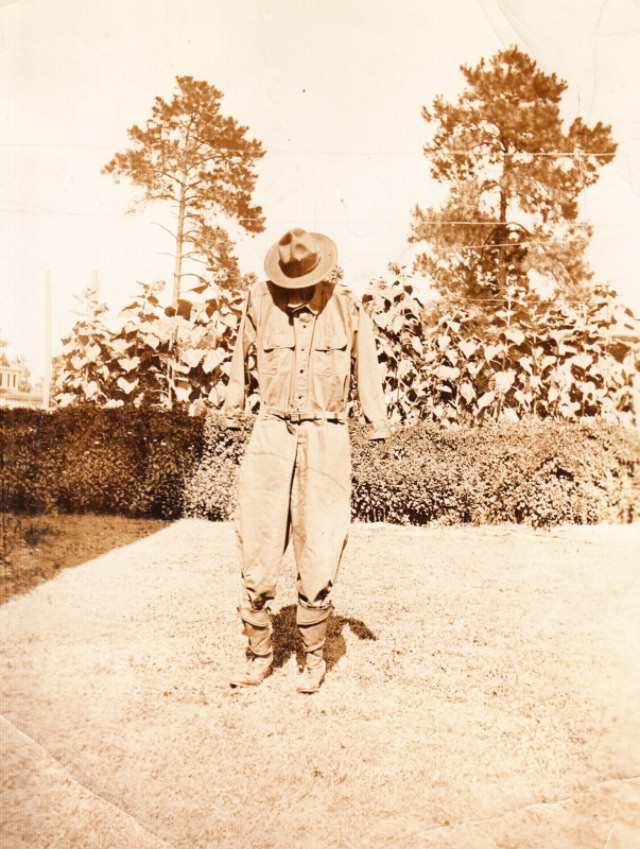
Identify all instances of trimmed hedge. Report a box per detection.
[181,416,640,527]
[2,407,639,526]
[0,406,204,519]
[349,419,640,526]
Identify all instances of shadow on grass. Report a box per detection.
[271,604,377,671]
[0,512,171,605]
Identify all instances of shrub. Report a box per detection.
[350,419,640,527]
[181,414,250,520]
[181,416,640,528]
[0,406,205,519]
[364,277,640,428]
[53,281,250,410]
[2,408,638,527]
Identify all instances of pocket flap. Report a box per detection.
[314,333,348,352]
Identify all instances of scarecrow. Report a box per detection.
[224,228,390,693]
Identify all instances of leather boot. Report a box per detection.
[229,606,273,688]
[296,605,330,694]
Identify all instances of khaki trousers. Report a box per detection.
[236,417,351,612]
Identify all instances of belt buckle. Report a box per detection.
[289,410,302,423]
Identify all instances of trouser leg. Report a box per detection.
[290,420,351,610]
[236,418,297,610]
[290,421,351,693]
[231,418,296,688]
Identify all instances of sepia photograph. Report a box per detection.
[1,1,639,847]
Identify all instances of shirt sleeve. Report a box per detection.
[222,293,256,428]
[355,301,392,440]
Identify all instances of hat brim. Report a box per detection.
[264,232,338,289]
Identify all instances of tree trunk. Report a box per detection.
[172,183,187,308]
[498,189,508,292]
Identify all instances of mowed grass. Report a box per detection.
[1,519,639,849]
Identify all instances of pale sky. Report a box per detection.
[2,0,640,378]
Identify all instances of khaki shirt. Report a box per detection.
[224,280,391,440]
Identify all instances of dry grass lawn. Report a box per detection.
[1,519,639,848]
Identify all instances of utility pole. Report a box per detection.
[43,270,52,410]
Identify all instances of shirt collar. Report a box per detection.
[286,283,324,315]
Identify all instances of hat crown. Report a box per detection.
[264,227,337,289]
[278,229,321,279]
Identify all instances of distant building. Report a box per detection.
[0,352,20,391]
[0,352,43,409]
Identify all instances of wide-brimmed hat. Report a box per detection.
[264,228,338,289]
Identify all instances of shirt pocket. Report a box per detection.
[260,329,295,375]
[313,332,349,377]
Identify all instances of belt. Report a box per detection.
[261,406,347,424]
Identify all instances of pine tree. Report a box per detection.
[410,47,617,307]
[103,76,265,306]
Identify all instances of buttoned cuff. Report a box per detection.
[366,420,392,440]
